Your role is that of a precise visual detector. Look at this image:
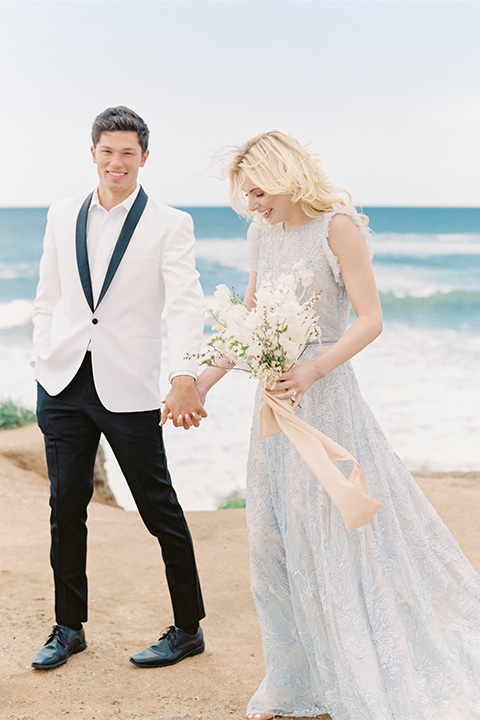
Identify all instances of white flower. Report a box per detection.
[197,271,322,383]
[195,299,210,314]
[213,284,232,306]
[292,260,314,288]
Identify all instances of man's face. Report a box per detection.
[91,131,149,197]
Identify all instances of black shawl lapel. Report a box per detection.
[95,186,148,309]
[75,192,94,312]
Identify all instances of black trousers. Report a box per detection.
[36,353,205,629]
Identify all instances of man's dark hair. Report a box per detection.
[91,106,150,154]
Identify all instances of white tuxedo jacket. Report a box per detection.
[31,189,205,412]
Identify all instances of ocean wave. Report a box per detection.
[379,289,480,330]
[374,253,480,270]
[390,287,454,299]
[195,234,480,259]
[373,234,480,257]
[0,299,33,329]
[195,238,251,273]
[380,288,480,305]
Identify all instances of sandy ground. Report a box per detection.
[0,425,479,720]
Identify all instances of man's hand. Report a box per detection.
[160,375,208,430]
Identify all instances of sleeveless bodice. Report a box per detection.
[250,204,371,343]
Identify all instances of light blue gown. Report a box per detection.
[246,206,480,720]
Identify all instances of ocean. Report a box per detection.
[1,205,479,511]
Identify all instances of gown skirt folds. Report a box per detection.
[245,206,480,720]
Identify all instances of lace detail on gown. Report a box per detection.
[246,206,480,719]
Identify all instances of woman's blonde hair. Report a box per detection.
[227,130,351,219]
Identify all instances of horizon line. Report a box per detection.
[1,204,480,211]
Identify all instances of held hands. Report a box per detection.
[271,358,326,410]
[160,375,208,430]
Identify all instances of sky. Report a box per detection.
[1,0,479,207]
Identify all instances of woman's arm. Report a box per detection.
[244,270,258,311]
[274,214,383,408]
[195,271,258,403]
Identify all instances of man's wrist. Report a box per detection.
[171,374,196,385]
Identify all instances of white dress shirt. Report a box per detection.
[86,185,140,306]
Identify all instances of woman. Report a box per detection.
[196,131,480,720]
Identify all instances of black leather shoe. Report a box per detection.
[130,625,205,668]
[32,625,86,670]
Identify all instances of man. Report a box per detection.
[31,106,207,670]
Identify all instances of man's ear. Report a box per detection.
[140,149,150,168]
[90,145,97,164]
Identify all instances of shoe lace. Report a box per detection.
[46,624,67,647]
[157,625,177,649]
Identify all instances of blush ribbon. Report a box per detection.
[259,389,382,531]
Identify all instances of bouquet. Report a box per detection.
[199,261,322,389]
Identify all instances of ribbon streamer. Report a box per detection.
[259,389,382,531]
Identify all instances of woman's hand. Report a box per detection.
[271,358,326,410]
[195,376,208,407]
[160,376,207,430]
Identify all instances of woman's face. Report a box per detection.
[241,175,294,226]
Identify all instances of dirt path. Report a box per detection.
[1,426,478,720]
